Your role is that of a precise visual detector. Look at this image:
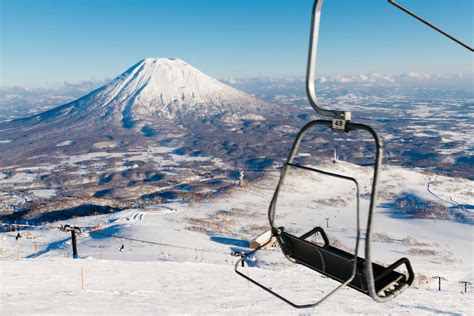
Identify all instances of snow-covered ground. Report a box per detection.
[1,163,473,314]
[2,259,472,315]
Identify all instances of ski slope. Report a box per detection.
[2,258,472,315]
[1,163,473,314]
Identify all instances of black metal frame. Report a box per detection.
[235,121,414,307]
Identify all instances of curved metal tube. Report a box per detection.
[263,119,362,307]
[306,0,351,120]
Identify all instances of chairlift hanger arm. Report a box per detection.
[388,0,473,52]
[306,0,351,121]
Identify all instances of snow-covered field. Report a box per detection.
[1,163,473,314]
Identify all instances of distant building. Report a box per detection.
[249,230,277,249]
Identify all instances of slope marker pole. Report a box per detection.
[81,266,84,290]
[432,276,446,291]
[459,281,471,293]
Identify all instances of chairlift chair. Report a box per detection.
[235,0,415,308]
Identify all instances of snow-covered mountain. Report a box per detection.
[0,58,274,162]
[13,58,266,129]
[94,58,265,127]
[110,58,259,109]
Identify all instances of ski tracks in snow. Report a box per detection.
[426,176,455,206]
[129,212,146,222]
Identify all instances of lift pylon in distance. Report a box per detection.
[235,0,414,308]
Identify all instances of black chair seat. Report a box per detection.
[278,229,408,296]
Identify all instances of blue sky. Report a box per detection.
[1,0,472,87]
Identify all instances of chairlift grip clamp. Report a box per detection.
[331,111,351,132]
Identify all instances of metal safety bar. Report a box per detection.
[235,130,362,308]
[269,120,385,303]
[236,119,413,306]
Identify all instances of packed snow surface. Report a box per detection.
[2,259,471,315]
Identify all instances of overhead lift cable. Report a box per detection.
[89,230,229,255]
[388,0,473,52]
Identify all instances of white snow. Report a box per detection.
[1,163,472,314]
[30,189,60,199]
[98,58,266,119]
[2,258,471,315]
[56,140,75,147]
[0,172,37,184]
[92,141,119,149]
